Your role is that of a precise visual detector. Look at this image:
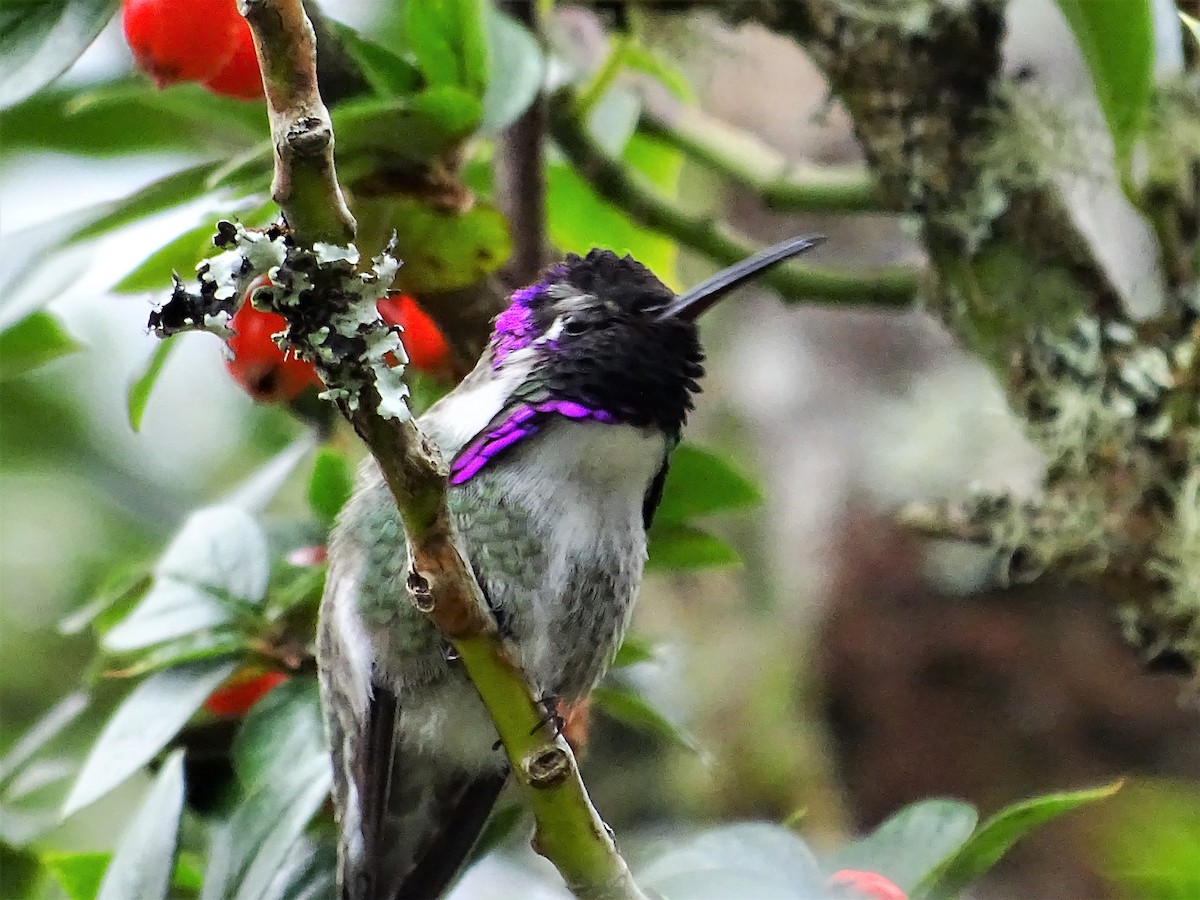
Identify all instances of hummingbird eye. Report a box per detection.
[563,318,590,336]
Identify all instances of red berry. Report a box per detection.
[122,0,242,88]
[376,294,452,376]
[204,670,287,717]
[202,18,263,100]
[828,870,907,900]
[225,276,320,402]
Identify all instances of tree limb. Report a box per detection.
[547,87,919,306]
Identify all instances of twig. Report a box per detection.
[241,2,646,898]
[639,106,882,214]
[547,88,919,306]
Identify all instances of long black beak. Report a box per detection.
[658,234,826,321]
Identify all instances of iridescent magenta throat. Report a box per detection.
[449,400,616,485]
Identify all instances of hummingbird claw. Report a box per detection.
[531,694,566,737]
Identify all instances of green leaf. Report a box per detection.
[480,7,543,133]
[591,683,698,753]
[623,43,694,103]
[43,851,109,900]
[547,132,683,283]
[655,445,763,524]
[612,632,657,668]
[63,658,238,816]
[332,88,482,168]
[0,311,81,380]
[252,837,337,900]
[67,163,225,246]
[1101,780,1200,900]
[58,567,152,637]
[307,448,354,526]
[204,680,332,900]
[405,0,489,97]
[220,435,319,513]
[358,196,510,293]
[0,0,120,109]
[831,799,978,892]
[1054,0,1154,167]
[95,750,185,900]
[0,693,87,788]
[104,505,270,653]
[914,782,1123,899]
[330,22,422,97]
[646,522,740,571]
[111,631,248,679]
[2,81,266,158]
[127,336,180,433]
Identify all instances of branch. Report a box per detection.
[639,106,883,214]
[496,0,550,285]
[240,2,645,897]
[547,88,919,306]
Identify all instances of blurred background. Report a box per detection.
[4,1,1200,898]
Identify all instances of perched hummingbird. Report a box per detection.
[318,235,823,900]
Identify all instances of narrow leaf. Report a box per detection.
[405,0,490,97]
[831,799,978,892]
[329,22,421,97]
[43,851,110,900]
[0,693,87,788]
[221,435,319,512]
[96,750,185,900]
[1054,0,1154,166]
[307,448,353,526]
[0,0,120,109]
[655,444,763,524]
[63,659,237,816]
[109,631,248,679]
[591,683,698,752]
[915,782,1123,899]
[127,336,180,432]
[0,312,81,380]
[67,162,223,245]
[646,522,740,571]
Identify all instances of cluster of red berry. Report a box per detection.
[122,0,264,99]
[225,277,452,403]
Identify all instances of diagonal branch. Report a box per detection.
[238,2,646,897]
[547,88,919,306]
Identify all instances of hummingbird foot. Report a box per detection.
[530,694,566,737]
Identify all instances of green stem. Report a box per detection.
[575,34,634,119]
[549,90,919,306]
[639,109,882,213]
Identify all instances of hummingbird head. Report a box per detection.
[488,235,824,437]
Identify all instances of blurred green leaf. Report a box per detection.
[205,679,332,900]
[333,87,482,167]
[330,22,422,97]
[59,567,152,637]
[0,311,81,381]
[43,851,109,900]
[639,823,826,897]
[127,336,180,433]
[612,632,657,668]
[1101,780,1200,900]
[480,7,543,133]
[831,799,978,892]
[63,659,238,816]
[656,445,763,524]
[95,750,185,900]
[111,631,249,679]
[2,81,266,157]
[0,693,87,788]
[591,683,698,753]
[67,163,224,246]
[104,506,269,653]
[624,43,694,102]
[359,196,510,293]
[307,448,353,526]
[405,0,489,97]
[220,435,320,513]
[646,522,740,571]
[547,132,682,284]
[1054,0,1153,167]
[0,0,119,109]
[914,781,1122,899]
[253,837,337,900]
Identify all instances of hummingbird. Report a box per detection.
[317,235,823,899]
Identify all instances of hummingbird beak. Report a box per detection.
[658,234,826,321]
